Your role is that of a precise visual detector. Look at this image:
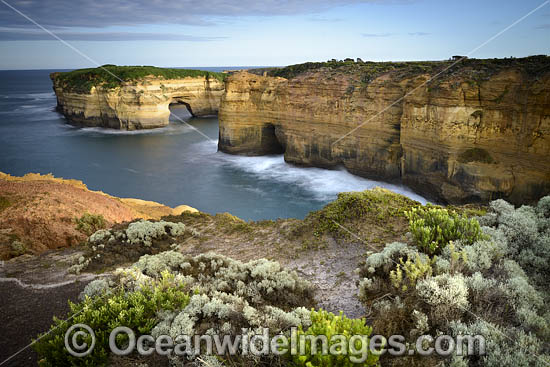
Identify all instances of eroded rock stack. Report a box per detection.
[51,73,224,129]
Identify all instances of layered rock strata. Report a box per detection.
[219,58,550,204]
[51,74,224,129]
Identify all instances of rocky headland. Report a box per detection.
[0,172,197,260]
[219,56,550,205]
[51,58,550,205]
[51,65,225,129]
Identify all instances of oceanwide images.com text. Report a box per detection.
[65,324,486,362]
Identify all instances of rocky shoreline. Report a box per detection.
[50,58,550,206]
[219,57,550,206]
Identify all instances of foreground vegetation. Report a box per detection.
[33,190,550,366]
[52,65,227,93]
[358,197,550,366]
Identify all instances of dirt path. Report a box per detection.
[0,280,86,366]
[0,249,95,366]
[183,231,368,318]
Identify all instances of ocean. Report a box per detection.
[0,68,426,220]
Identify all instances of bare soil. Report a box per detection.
[0,172,192,260]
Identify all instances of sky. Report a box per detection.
[0,0,548,69]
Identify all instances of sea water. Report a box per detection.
[0,69,426,220]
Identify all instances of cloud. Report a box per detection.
[362,32,394,37]
[535,23,550,29]
[0,0,390,28]
[408,31,430,36]
[0,29,226,41]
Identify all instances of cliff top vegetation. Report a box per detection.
[51,65,227,93]
[258,55,550,81]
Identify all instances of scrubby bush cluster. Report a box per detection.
[288,309,379,367]
[357,196,550,366]
[75,212,106,236]
[34,272,190,366]
[405,206,485,255]
[68,219,197,274]
[123,252,315,366]
[40,251,337,366]
[89,219,191,247]
[301,188,419,239]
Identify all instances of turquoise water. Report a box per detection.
[0,69,426,220]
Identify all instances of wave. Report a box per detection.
[0,92,55,101]
[22,92,56,100]
[192,140,428,204]
[66,122,196,136]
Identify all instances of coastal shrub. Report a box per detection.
[75,212,106,236]
[287,309,379,367]
[10,240,26,256]
[416,273,469,324]
[125,219,188,246]
[34,272,190,366]
[123,251,314,365]
[158,292,312,353]
[133,251,314,309]
[303,188,419,238]
[448,320,550,367]
[357,196,550,366]
[458,238,502,273]
[390,254,435,291]
[78,278,112,300]
[0,195,10,211]
[537,196,550,218]
[70,219,196,273]
[405,206,485,255]
[481,196,550,287]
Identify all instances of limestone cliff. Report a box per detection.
[219,57,550,204]
[51,67,225,130]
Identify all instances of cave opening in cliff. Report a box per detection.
[169,100,195,119]
[262,123,285,154]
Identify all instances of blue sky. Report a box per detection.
[0,0,548,69]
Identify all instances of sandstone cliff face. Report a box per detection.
[51,74,224,129]
[219,59,550,204]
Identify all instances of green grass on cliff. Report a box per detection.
[265,59,442,80]
[52,65,227,93]
[263,55,550,81]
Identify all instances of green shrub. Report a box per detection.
[405,206,485,255]
[0,196,10,211]
[304,189,419,237]
[53,65,226,93]
[75,212,106,236]
[10,240,26,256]
[390,254,434,292]
[34,272,189,366]
[288,309,379,367]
